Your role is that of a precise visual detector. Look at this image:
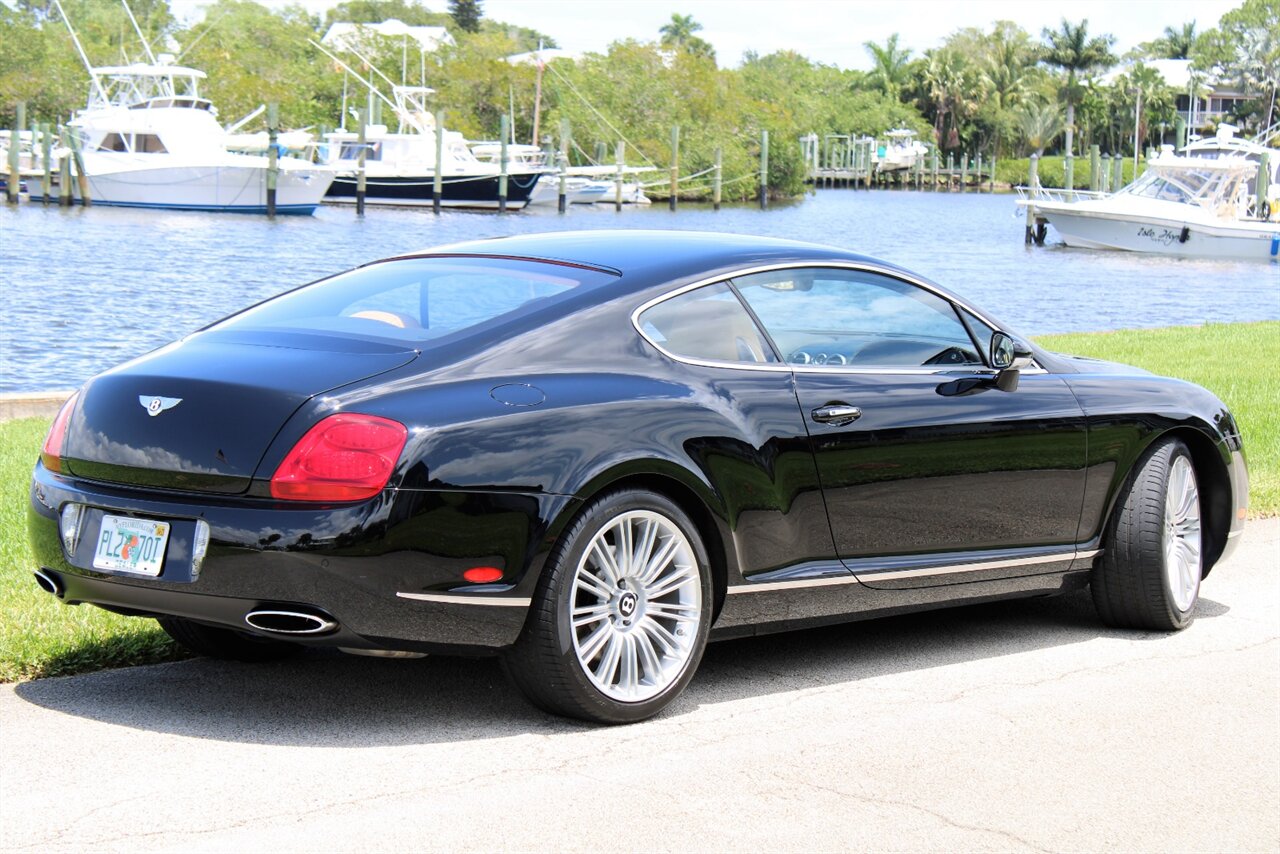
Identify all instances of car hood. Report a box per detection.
[63,331,417,494]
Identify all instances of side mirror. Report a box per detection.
[989,332,1034,392]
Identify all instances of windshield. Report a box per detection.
[211,256,618,343]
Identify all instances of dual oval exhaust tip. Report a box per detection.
[244,609,337,636]
[34,571,336,637]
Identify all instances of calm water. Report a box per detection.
[1,190,1276,392]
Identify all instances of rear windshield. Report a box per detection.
[211,256,618,342]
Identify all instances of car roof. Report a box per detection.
[391,230,891,283]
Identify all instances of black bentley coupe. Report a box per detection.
[29,231,1248,723]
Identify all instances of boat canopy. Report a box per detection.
[1122,156,1258,218]
[86,63,209,112]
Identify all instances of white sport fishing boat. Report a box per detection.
[1018,152,1280,261]
[37,60,334,214]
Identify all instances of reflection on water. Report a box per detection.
[1,191,1276,392]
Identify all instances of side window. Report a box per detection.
[638,283,777,365]
[733,268,983,368]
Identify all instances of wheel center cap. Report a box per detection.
[618,591,638,618]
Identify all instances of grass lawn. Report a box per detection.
[0,321,1275,682]
[0,418,183,682]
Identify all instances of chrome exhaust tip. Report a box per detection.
[244,609,337,635]
[33,569,63,599]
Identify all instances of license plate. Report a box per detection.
[93,515,171,577]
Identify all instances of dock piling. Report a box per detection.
[68,129,90,205]
[669,125,679,212]
[1025,153,1040,245]
[1257,153,1270,219]
[555,118,567,213]
[40,122,52,204]
[1089,144,1100,192]
[6,102,22,203]
[58,128,71,206]
[499,114,510,214]
[266,102,278,217]
[759,130,769,209]
[614,140,624,211]
[713,146,722,211]
[356,107,367,216]
[432,110,443,213]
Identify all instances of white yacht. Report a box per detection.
[36,60,334,214]
[317,87,541,209]
[875,129,928,173]
[1018,152,1280,261]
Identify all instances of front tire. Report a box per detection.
[1092,438,1203,631]
[505,489,712,724]
[158,616,303,662]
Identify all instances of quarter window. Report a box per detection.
[733,268,983,368]
[638,283,777,364]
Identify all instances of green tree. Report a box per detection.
[1196,0,1279,133]
[1040,19,1116,157]
[1155,22,1198,59]
[658,13,714,61]
[863,33,912,100]
[1014,99,1063,156]
[448,0,481,34]
[323,0,450,29]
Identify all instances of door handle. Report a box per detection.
[811,404,862,425]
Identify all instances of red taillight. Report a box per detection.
[270,413,408,502]
[40,392,79,474]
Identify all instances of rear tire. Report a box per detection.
[1092,438,1203,631]
[504,489,712,724]
[158,616,302,662]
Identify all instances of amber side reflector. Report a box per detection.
[463,566,503,583]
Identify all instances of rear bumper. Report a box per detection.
[29,462,577,653]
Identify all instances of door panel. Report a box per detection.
[793,370,1088,586]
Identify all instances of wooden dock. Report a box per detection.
[800,132,995,191]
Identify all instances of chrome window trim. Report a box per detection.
[630,261,1045,376]
[397,591,532,607]
[727,546,1097,594]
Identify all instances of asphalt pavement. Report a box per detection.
[2,520,1277,853]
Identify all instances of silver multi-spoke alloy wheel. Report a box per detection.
[1164,455,1202,612]
[569,509,702,702]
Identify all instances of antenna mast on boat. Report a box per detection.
[308,39,403,120]
[52,0,111,105]
[120,0,157,64]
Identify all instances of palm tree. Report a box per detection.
[659,13,701,48]
[1156,22,1197,59]
[980,22,1036,159]
[1041,19,1116,161]
[1016,100,1064,156]
[658,12,715,61]
[864,33,913,101]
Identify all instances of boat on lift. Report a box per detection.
[875,129,928,173]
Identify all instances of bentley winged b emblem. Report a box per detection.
[139,395,182,417]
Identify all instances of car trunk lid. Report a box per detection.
[63,331,418,494]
